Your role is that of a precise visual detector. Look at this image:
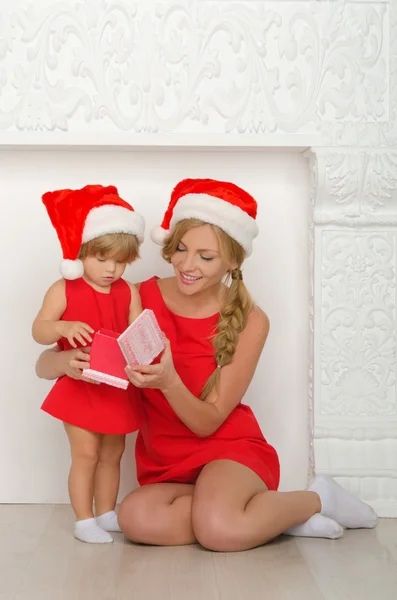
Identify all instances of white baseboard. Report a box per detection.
[366,501,397,519]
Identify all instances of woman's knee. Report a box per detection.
[192,501,243,552]
[118,487,171,542]
[119,484,195,545]
[118,490,150,541]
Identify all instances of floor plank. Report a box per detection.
[374,518,397,563]
[118,542,220,600]
[13,506,124,600]
[0,504,54,553]
[1,507,396,600]
[297,528,397,600]
[0,505,54,600]
[211,537,325,600]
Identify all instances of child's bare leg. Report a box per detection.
[94,434,125,532]
[64,423,112,543]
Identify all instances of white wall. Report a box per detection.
[0,149,310,503]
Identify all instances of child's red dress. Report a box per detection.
[41,278,141,434]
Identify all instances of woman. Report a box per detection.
[36,178,378,551]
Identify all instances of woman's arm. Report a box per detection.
[35,346,95,383]
[126,308,269,437]
[35,347,63,380]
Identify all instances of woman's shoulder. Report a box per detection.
[245,305,270,339]
[156,276,175,292]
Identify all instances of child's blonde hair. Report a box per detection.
[162,219,253,400]
[79,232,140,263]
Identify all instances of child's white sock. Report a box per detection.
[284,513,343,539]
[96,510,122,533]
[310,475,378,529]
[74,518,113,543]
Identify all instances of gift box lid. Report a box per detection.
[89,329,128,381]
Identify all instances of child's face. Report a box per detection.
[82,253,128,289]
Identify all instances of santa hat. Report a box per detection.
[42,184,145,280]
[150,178,258,256]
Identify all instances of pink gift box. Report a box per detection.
[118,309,165,367]
[83,309,165,389]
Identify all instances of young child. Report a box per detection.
[32,184,145,544]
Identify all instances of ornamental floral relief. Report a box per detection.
[312,150,397,225]
[320,231,396,416]
[0,1,390,135]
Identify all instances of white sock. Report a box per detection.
[284,513,343,539]
[74,518,113,543]
[96,510,122,533]
[310,475,378,529]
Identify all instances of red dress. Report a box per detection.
[41,278,141,434]
[135,277,280,490]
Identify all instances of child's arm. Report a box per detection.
[126,281,143,325]
[32,280,94,347]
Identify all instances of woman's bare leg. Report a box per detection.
[118,469,326,549]
[118,483,195,546]
[118,462,378,551]
[192,460,323,552]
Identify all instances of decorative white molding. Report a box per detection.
[321,230,395,416]
[310,146,397,516]
[0,0,394,147]
[0,131,321,149]
[305,147,316,484]
[312,148,397,225]
[316,425,397,440]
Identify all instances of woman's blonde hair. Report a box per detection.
[78,232,140,263]
[162,219,253,399]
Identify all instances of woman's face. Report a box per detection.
[170,224,235,296]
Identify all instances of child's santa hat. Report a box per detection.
[42,184,145,280]
[150,178,258,256]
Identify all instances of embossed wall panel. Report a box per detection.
[310,147,397,517]
[0,1,391,142]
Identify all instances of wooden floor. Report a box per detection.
[1,505,396,600]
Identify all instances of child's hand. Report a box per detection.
[57,321,94,348]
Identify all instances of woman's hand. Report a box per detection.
[61,347,100,384]
[125,340,178,392]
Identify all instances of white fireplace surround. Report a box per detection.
[0,0,396,516]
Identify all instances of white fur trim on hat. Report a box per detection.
[170,193,258,256]
[82,204,145,244]
[150,225,170,245]
[60,259,84,280]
